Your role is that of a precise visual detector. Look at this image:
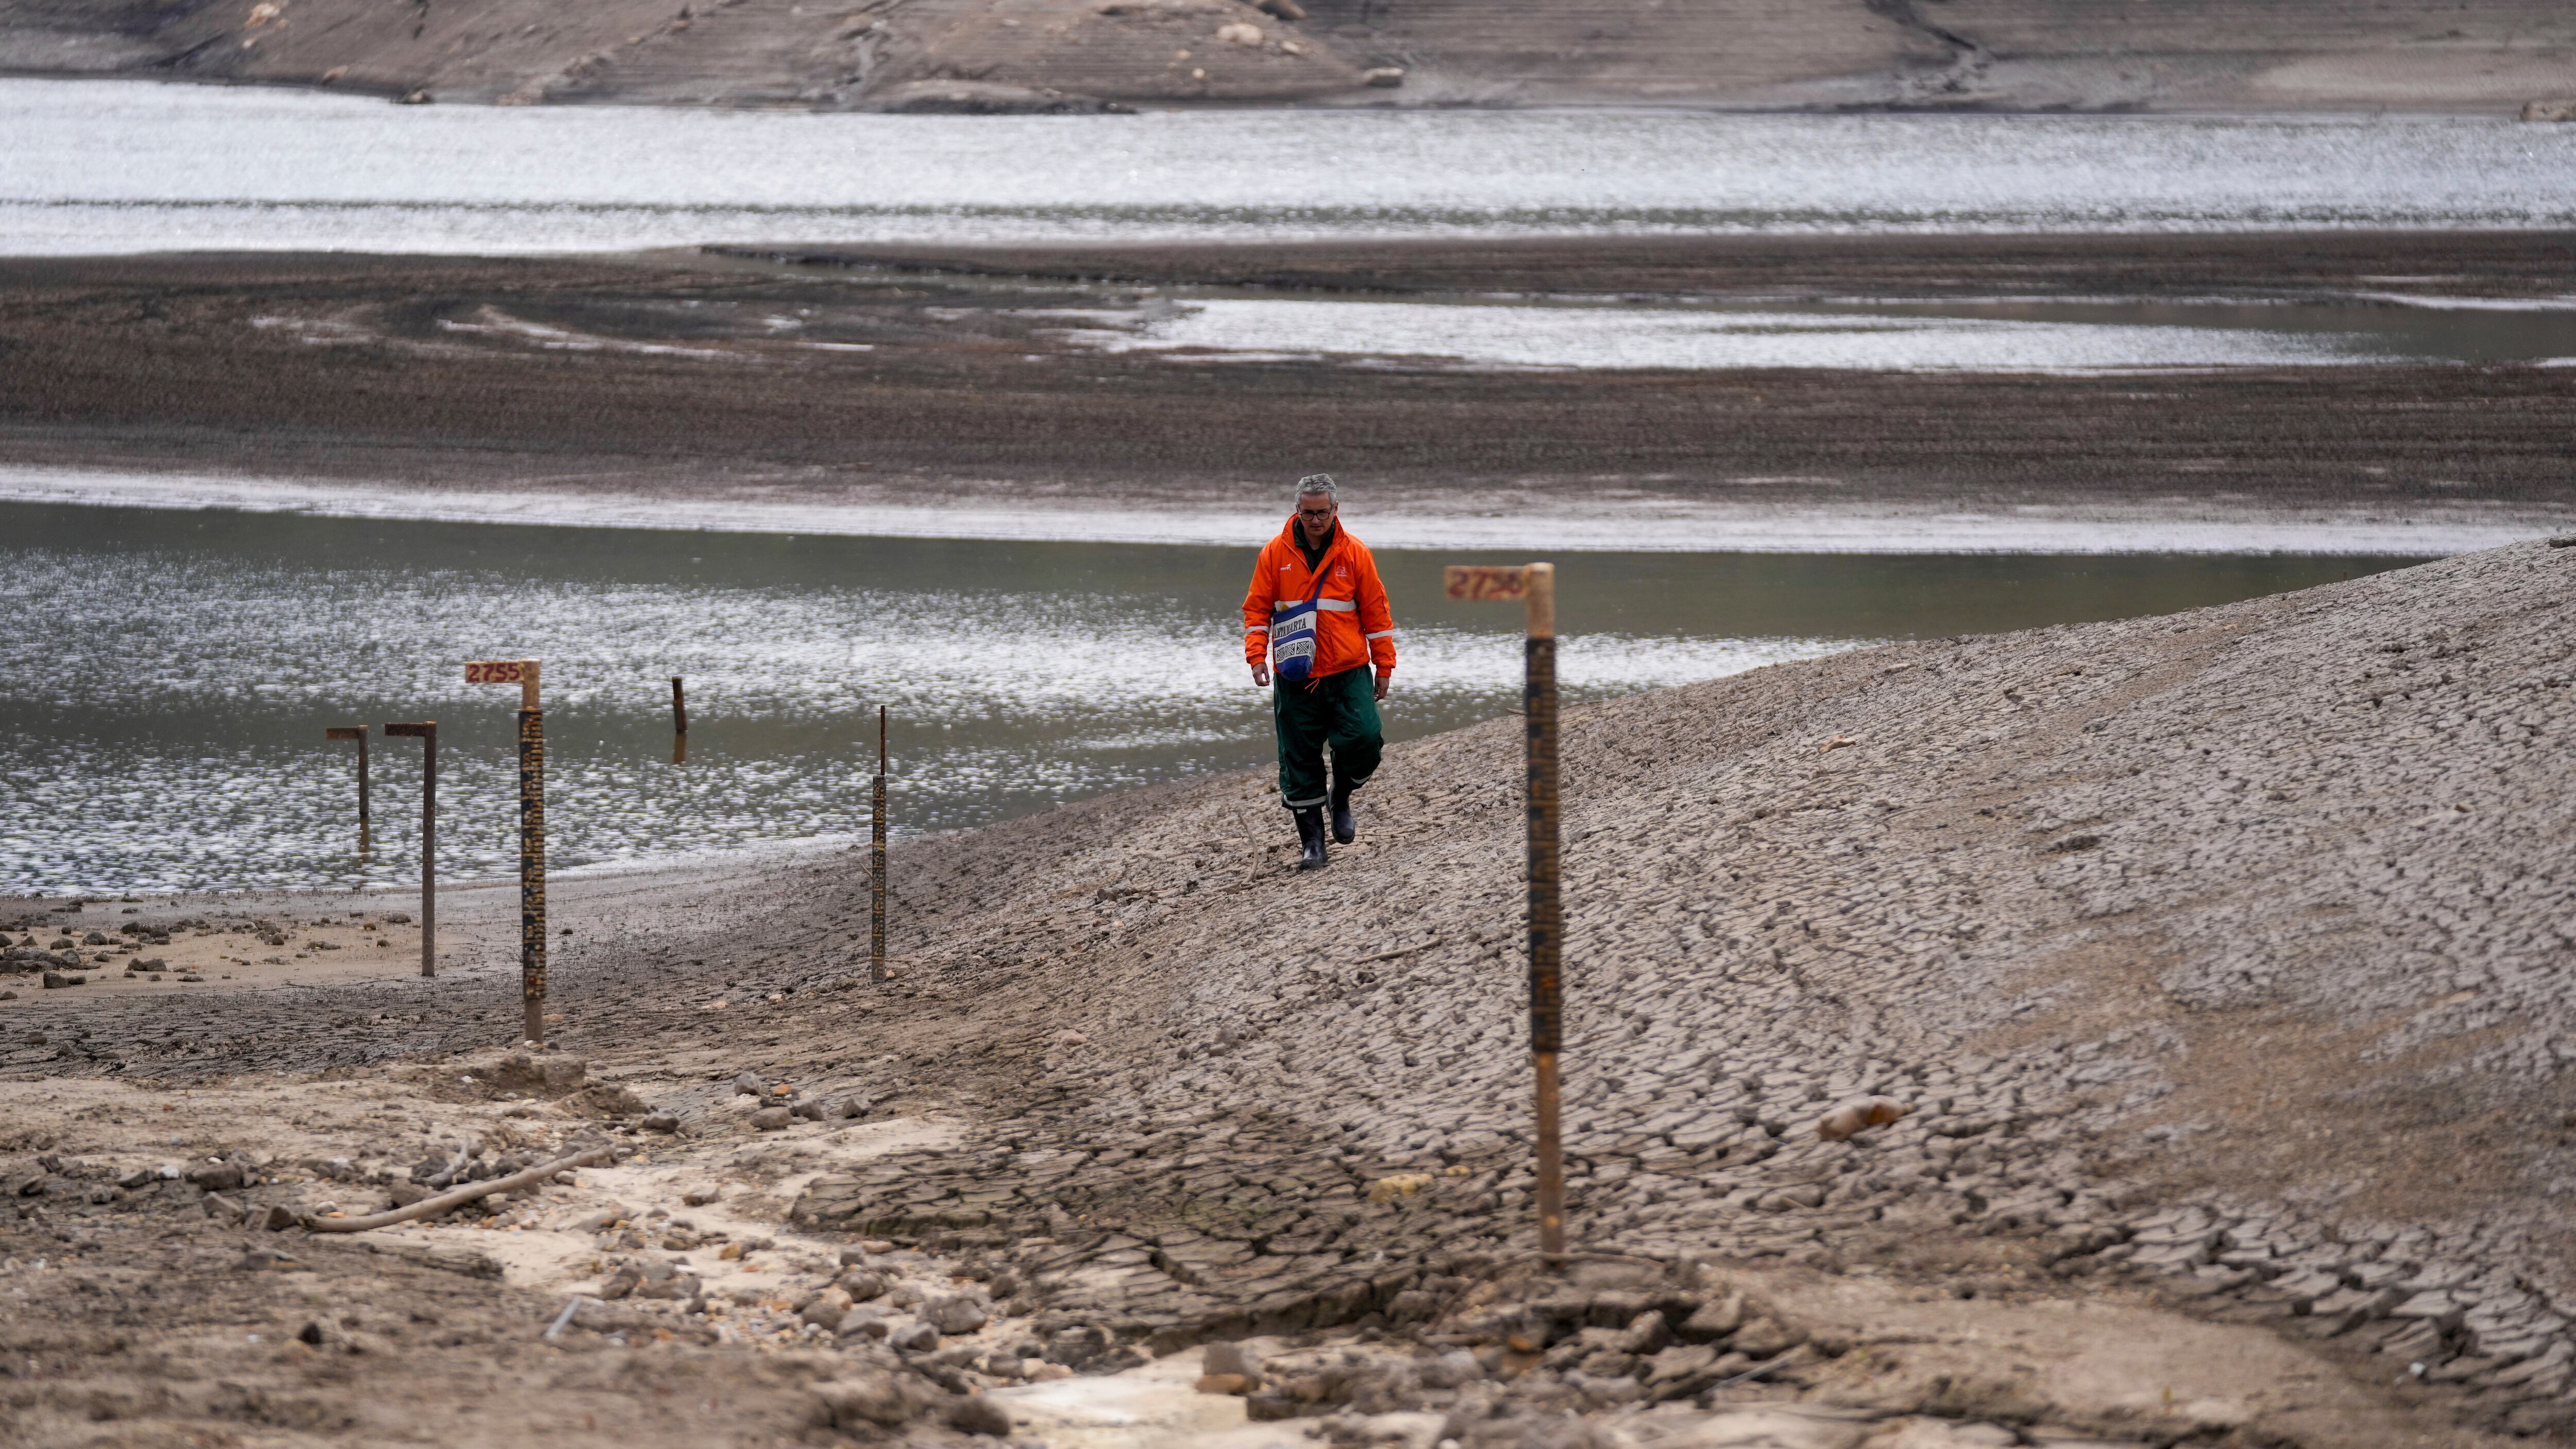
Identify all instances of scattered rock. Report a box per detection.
[837,1305,889,1338]
[734,1071,770,1096]
[1216,21,1262,45]
[2520,99,2576,122]
[947,1394,1013,1437]
[889,1321,941,1353]
[1730,1316,1804,1357]
[1204,1340,1265,1386]
[750,1106,793,1131]
[1681,1293,1745,1340]
[40,971,82,989]
[809,1372,937,1429]
[803,1288,857,1326]
[185,1161,245,1192]
[924,1293,991,1336]
[1362,65,1403,87]
[640,1113,681,1134]
[633,1265,702,1301]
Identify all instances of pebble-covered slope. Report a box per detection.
[796,538,2576,1435]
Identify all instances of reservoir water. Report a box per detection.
[6,79,2576,256]
[0,503,2414,897]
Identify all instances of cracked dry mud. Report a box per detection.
[4,539,2573,1447]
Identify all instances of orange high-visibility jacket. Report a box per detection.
[1242,517,1397,679]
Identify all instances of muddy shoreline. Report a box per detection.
[3,233,2574,536]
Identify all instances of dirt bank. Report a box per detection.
[6,0,2575,112]
[3,235,2573,541]
[7,540,2576,1444]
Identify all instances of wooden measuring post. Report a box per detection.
[325,726,370,824]
[1444,561,1566,1264]
[383,722,436,977]
[870,705,888,983]
[468,658,547,1045]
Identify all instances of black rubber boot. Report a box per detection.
[1294,807,1330,871]
[1329,774,1358,845]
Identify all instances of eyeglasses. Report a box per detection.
[1297,506,1335,519]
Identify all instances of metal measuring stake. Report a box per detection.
[1445,561,1565,1264]
[468,658,547,1045]
[871,705,888,983]
[383,722,436,978]
[671,676,688,765]
[325,726,370,824]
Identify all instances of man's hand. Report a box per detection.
[1251,662,1272,688]
[1374,669,1392,702]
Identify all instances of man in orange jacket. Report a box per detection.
[1244,473,1396,871]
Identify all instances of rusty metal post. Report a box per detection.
[325,726,369,824]
[671,676,688,735]
[384,722,436,977]
[871,705,888,983]
[1522,563,1565,1265]
[517,660,546,1046]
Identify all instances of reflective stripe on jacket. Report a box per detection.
[1242,517,1397,677]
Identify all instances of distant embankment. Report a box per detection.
[5,0,2574,113]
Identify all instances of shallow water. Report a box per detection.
[1061,293,2576,371]
[0,503,2416,896]
[6,79,2576,255]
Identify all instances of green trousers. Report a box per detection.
[1274,666,1383,809]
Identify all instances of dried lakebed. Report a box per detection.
[5,541,2574,1446]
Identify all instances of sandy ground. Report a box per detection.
[3,234,2573,549]
[4,0,2574,112]
[7,540,2576,1445]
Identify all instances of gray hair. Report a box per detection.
[1295,473,1338,503]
